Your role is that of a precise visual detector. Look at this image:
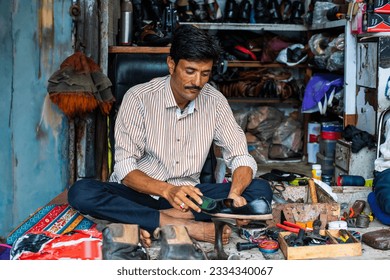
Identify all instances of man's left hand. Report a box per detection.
[228,192,251,226]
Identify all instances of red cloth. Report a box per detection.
[11,229,102,260]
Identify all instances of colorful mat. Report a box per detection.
[6,204,96,245]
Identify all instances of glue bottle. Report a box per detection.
[311,164,322,180]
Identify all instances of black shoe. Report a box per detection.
[268,0,282,23]
[253,0,270,23]
[137,21,172,46]
[154,225,208,260]
[102,223,149,260]
[176,0,196,22]
[142,0,164,22]
[205,0,223,22]
[238,0,252,23]
[190,196,273,219]
[280,0,293,23]
[224,0,239,23]
[290,0,305,24]
[189,0,209,22]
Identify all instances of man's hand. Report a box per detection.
[227,192,247,207]
[162,185,203,213]
[227,192,251,227]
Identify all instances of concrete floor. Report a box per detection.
[147,160,390,260]
[13,158,389,260]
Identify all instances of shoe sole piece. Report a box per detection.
[205,212,273,220]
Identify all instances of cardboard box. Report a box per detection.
[367,13,390,32]
[278,230,362,260]
[374,0,390,14]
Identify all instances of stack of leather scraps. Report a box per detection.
[217,69,305,100]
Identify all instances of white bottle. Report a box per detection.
[311,164,322,180]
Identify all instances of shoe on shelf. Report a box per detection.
[137,21,172,47]
[205,0,223,22]
[253,0,271,23]
[224,0,239,23]
[176,0,196,22]
[238,0,252,23]
[189,0,209,22]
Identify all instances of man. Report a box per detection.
[68,24,272,247]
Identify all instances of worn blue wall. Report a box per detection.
[0,0,74,238]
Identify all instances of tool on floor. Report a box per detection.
[236,242,259,251]
[284,228,305,246]
[258,239,279,253]
[338,229,353,243]
[305,219,328,243]
[276,221,307,233]
[308,178,318,203]
[236,239,279,253]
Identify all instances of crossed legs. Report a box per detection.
[68,179,272,246]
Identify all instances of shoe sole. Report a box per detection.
[205,212,273,220]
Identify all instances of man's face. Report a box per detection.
[167,56,213,109]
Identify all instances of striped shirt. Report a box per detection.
[109,75,257,186]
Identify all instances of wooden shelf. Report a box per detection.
[108,46,170,54]
[308,19,347,30]
[226,61,307,68]
[179,20,346,32]
[179,22,308,31]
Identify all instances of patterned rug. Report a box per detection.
[6,204,96,245]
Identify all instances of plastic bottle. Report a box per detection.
[337,175,366,186]
[119,0,133,45]
[311,164,322,180]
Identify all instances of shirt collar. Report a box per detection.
[164,75,199,114]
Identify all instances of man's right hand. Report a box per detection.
[163,185,203,213]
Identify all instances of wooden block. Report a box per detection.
[270,203,340,228]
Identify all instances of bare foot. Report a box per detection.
[188,221,232,244]
[140,229,152,248]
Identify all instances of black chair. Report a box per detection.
[107,52,216,183]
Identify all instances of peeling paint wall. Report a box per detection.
[0,0,73,238]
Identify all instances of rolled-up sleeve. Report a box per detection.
[214,98,257,178]
[112,90,145,182]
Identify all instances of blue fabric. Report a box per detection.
[301,73,344,112]
[0,245,11,260]
[373,169,390,214]
[367,192,390,226]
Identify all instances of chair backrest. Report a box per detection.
[107,52,216,183]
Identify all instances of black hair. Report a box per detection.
[169,24,222,65]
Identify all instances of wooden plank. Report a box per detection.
[109,46,170,53]
[270,203,340,228]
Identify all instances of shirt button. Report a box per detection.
[177,139,180,142]
[176,161,179,164]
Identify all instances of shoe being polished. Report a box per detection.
[192,196,273,219]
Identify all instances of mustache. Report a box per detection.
[184,86,202,91]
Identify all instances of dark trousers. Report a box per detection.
[67,178,273,233]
